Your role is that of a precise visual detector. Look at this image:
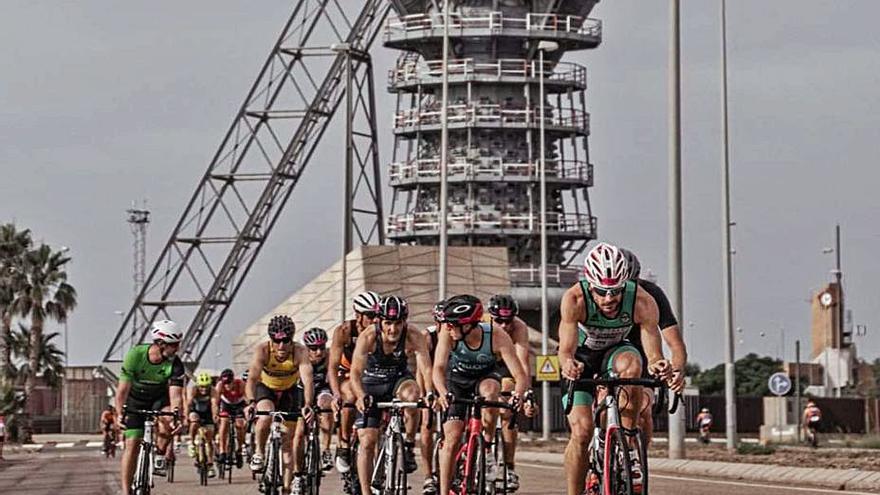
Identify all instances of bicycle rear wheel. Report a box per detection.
[605,429,634,495]
[393,432,407,495]
[493,426,508,493]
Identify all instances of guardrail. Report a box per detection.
[393,103,589,132]
[384,12,602,40]
[509,265,582,286]
[386,211,596,235]
[389,58,587,88]
[388,158,592,183]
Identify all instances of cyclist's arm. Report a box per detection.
[114,346,140,420]
[327,322,347,397]
[169,384,185,417]
[431,327,452,398]
[212,382,222,416]
[511,317,531,377]
[349,329,372,402]
[558,287,583,379]
[494,329,529,397]
[634,287,664,367]
[245,342,268,403]
[662,325,687,371]
[296,344,315,408]
[407,325,434,395]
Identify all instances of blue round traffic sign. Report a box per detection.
[768,372,792,396]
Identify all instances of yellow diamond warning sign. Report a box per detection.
[536,355,560,382]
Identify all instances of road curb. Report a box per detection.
[518,451,880,492]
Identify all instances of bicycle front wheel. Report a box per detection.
[605,429,634,495]
[465,434,487,495]
[133,443,151,495]
[307,432,322,495]
[493,427,507,493]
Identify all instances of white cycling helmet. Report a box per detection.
[352,291,381,315]
[150,319,183,344]
[583,242,629,290]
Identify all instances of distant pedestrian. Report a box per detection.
[0,414,7,460]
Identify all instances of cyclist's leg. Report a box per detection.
[218,410,230,456]
[316,390,335,451]
[604,343,643,430]
[355,423,381,495]
[419,406,434,480]
[280,387,301,491]
[395,375,420,442]
[338,376,357,447]
[437,418,465,495]
[254,383,277,460]
[638,388,654,446]
[499,376,517,468]
[121,409,147,495]
[203,422,216,468]
[563,382,595,495]
[188,411,201,456]
[478,376,502,442]
[292,417,307,474]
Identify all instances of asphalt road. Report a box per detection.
[2,449,878,494]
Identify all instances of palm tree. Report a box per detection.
[0,223,33,387]
[13,244,77,401]
[7,324,66,388]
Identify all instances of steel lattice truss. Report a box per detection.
[102,0,390,378]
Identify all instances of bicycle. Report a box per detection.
[102,425,117,459]
[254,410,298,495]
[193,423,212,486]
[425,405,444,493]
[165,435,177,483]
[218,409,245,484]
[366,398,428,495]
[805,418,820,448]
[245,414,258,480]
[448,394,518,495]
[564,375,680,495]
[302,406,333,495]
[489,391,528,494]
[123,406,180,495]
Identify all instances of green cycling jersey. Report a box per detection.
[120,344,185,402]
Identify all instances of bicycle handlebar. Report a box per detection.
[253,410,299,421]
[122,406,180,420]
[563,376,682,416]
[449,395,515,411]
[374,399,429,410]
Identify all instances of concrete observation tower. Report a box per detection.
[384,0,601,318]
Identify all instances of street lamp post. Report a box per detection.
[720,0,738,452]
[537,39,558,441]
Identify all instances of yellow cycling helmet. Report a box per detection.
[196,372,212,387]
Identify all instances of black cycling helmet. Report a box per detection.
[377,295,409,321]
[488,294,519,319]
[442,295,484,326]
[106,403,114,411]
[620,247,641,280]
[267,314,295,340]
[432,300,447,323]
[220,368,234,382]
[303,327,328,347]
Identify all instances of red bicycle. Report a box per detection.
[448,393,529,495]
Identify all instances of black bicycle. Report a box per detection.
[368,398,429,495]
[302,406,333,495]
[254,410,298,495]
[218,409,245,484]
[564,376,680,495]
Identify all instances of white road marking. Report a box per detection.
[55,442,75,448]
[23,444,43,450]
[516,462,878,495]
[86,441,104,448]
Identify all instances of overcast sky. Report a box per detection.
[1,0,878,369]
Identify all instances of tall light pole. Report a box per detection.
[667,0,686,459]
[720,0,738,452]
[537,39,558,441]
[438,2,451,299]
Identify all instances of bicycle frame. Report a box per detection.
[124,407,178,495]
[450,396,514,495]
[370,399,426,495]
[254,410,297,495]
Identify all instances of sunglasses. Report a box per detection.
[493,317,513,325]
[307,345,325,351]
[592,286,624,297]
[271,337,292,344]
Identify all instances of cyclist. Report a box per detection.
[558,243,670,495]
[290,327,336,493]
[433,294,534,495]
[487,294,530,491]
[244,314,314,494]
[114,319,186,495]
[619,247,687,446]
[328,290,381,473]
[100,404,118,454]
[350,295,434,495]
[803,400,822,443]
[187,371,218,478]
[417,300,444,495]
[0,414,5,460]
[696,408,713,444]
[214,367,246,468]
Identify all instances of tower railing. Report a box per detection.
[384,12,602,39]
[389,58,586,89]
[388,158,592,184]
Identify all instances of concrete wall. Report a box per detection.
[232,245,511,372]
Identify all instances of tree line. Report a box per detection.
[0,223,77,441]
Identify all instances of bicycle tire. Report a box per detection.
[306,430,321,495]
[605,428,634,495]
[430,432,442,488]
[393,431,407,495]
[133,442,150,495]
[349,434,362,495]
[167,455,175,483]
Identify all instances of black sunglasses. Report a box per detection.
[592,286,624,297]
[307,345,325,351]
[271,337,292,344]
[493,317,513,325]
